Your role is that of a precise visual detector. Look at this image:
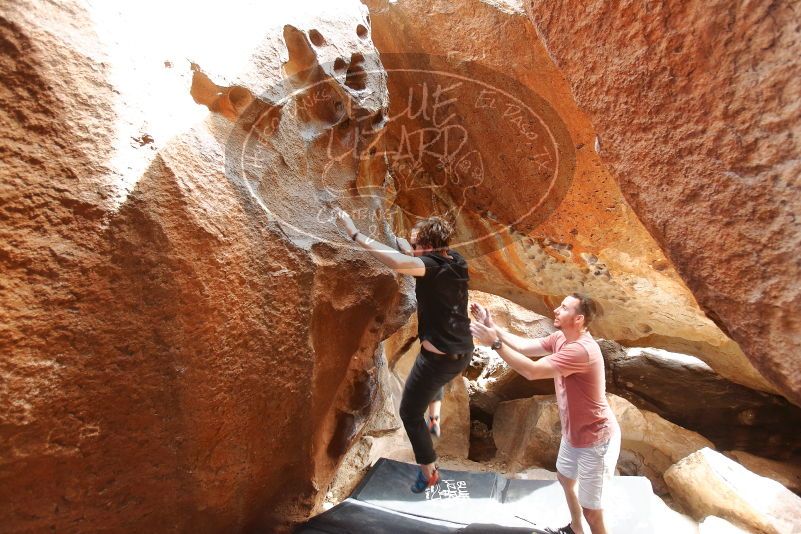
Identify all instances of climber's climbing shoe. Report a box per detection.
[410,465,440,494]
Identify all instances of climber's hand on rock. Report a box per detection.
[470,321,497,346]
[333,208,358,237]
[470,302,494,327]
[396,237,413,255]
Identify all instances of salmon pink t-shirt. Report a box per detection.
[541,331,618,447]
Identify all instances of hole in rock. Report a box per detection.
[349,371,375,413]
[190,68,278,130]
[282,25,318,79]
[308,28,326,47]
[344,52,366,91]
[327,411,356,458]
[333,57,348,72]
[371,110,385,128]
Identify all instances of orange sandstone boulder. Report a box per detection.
[524,1,801,405]
[0,1,410,531]
[364,0,774,394]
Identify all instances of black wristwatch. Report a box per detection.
[490,338,503,350]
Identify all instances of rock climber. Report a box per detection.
[334,208,473,493]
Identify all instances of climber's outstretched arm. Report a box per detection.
[334,208,425,276]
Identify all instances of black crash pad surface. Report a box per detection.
[296,458,655,533]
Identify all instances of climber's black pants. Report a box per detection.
[399,347,470,465]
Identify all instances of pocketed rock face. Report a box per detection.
[525,1,801,405]
[363,0,773,394]
[0,1,412,531]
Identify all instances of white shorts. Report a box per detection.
[555,429,621,510]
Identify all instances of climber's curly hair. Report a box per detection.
[412,217,454,252]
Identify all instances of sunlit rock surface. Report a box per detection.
[724,451,801,495]
[0,1,413,531]
[665,448,801,533]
